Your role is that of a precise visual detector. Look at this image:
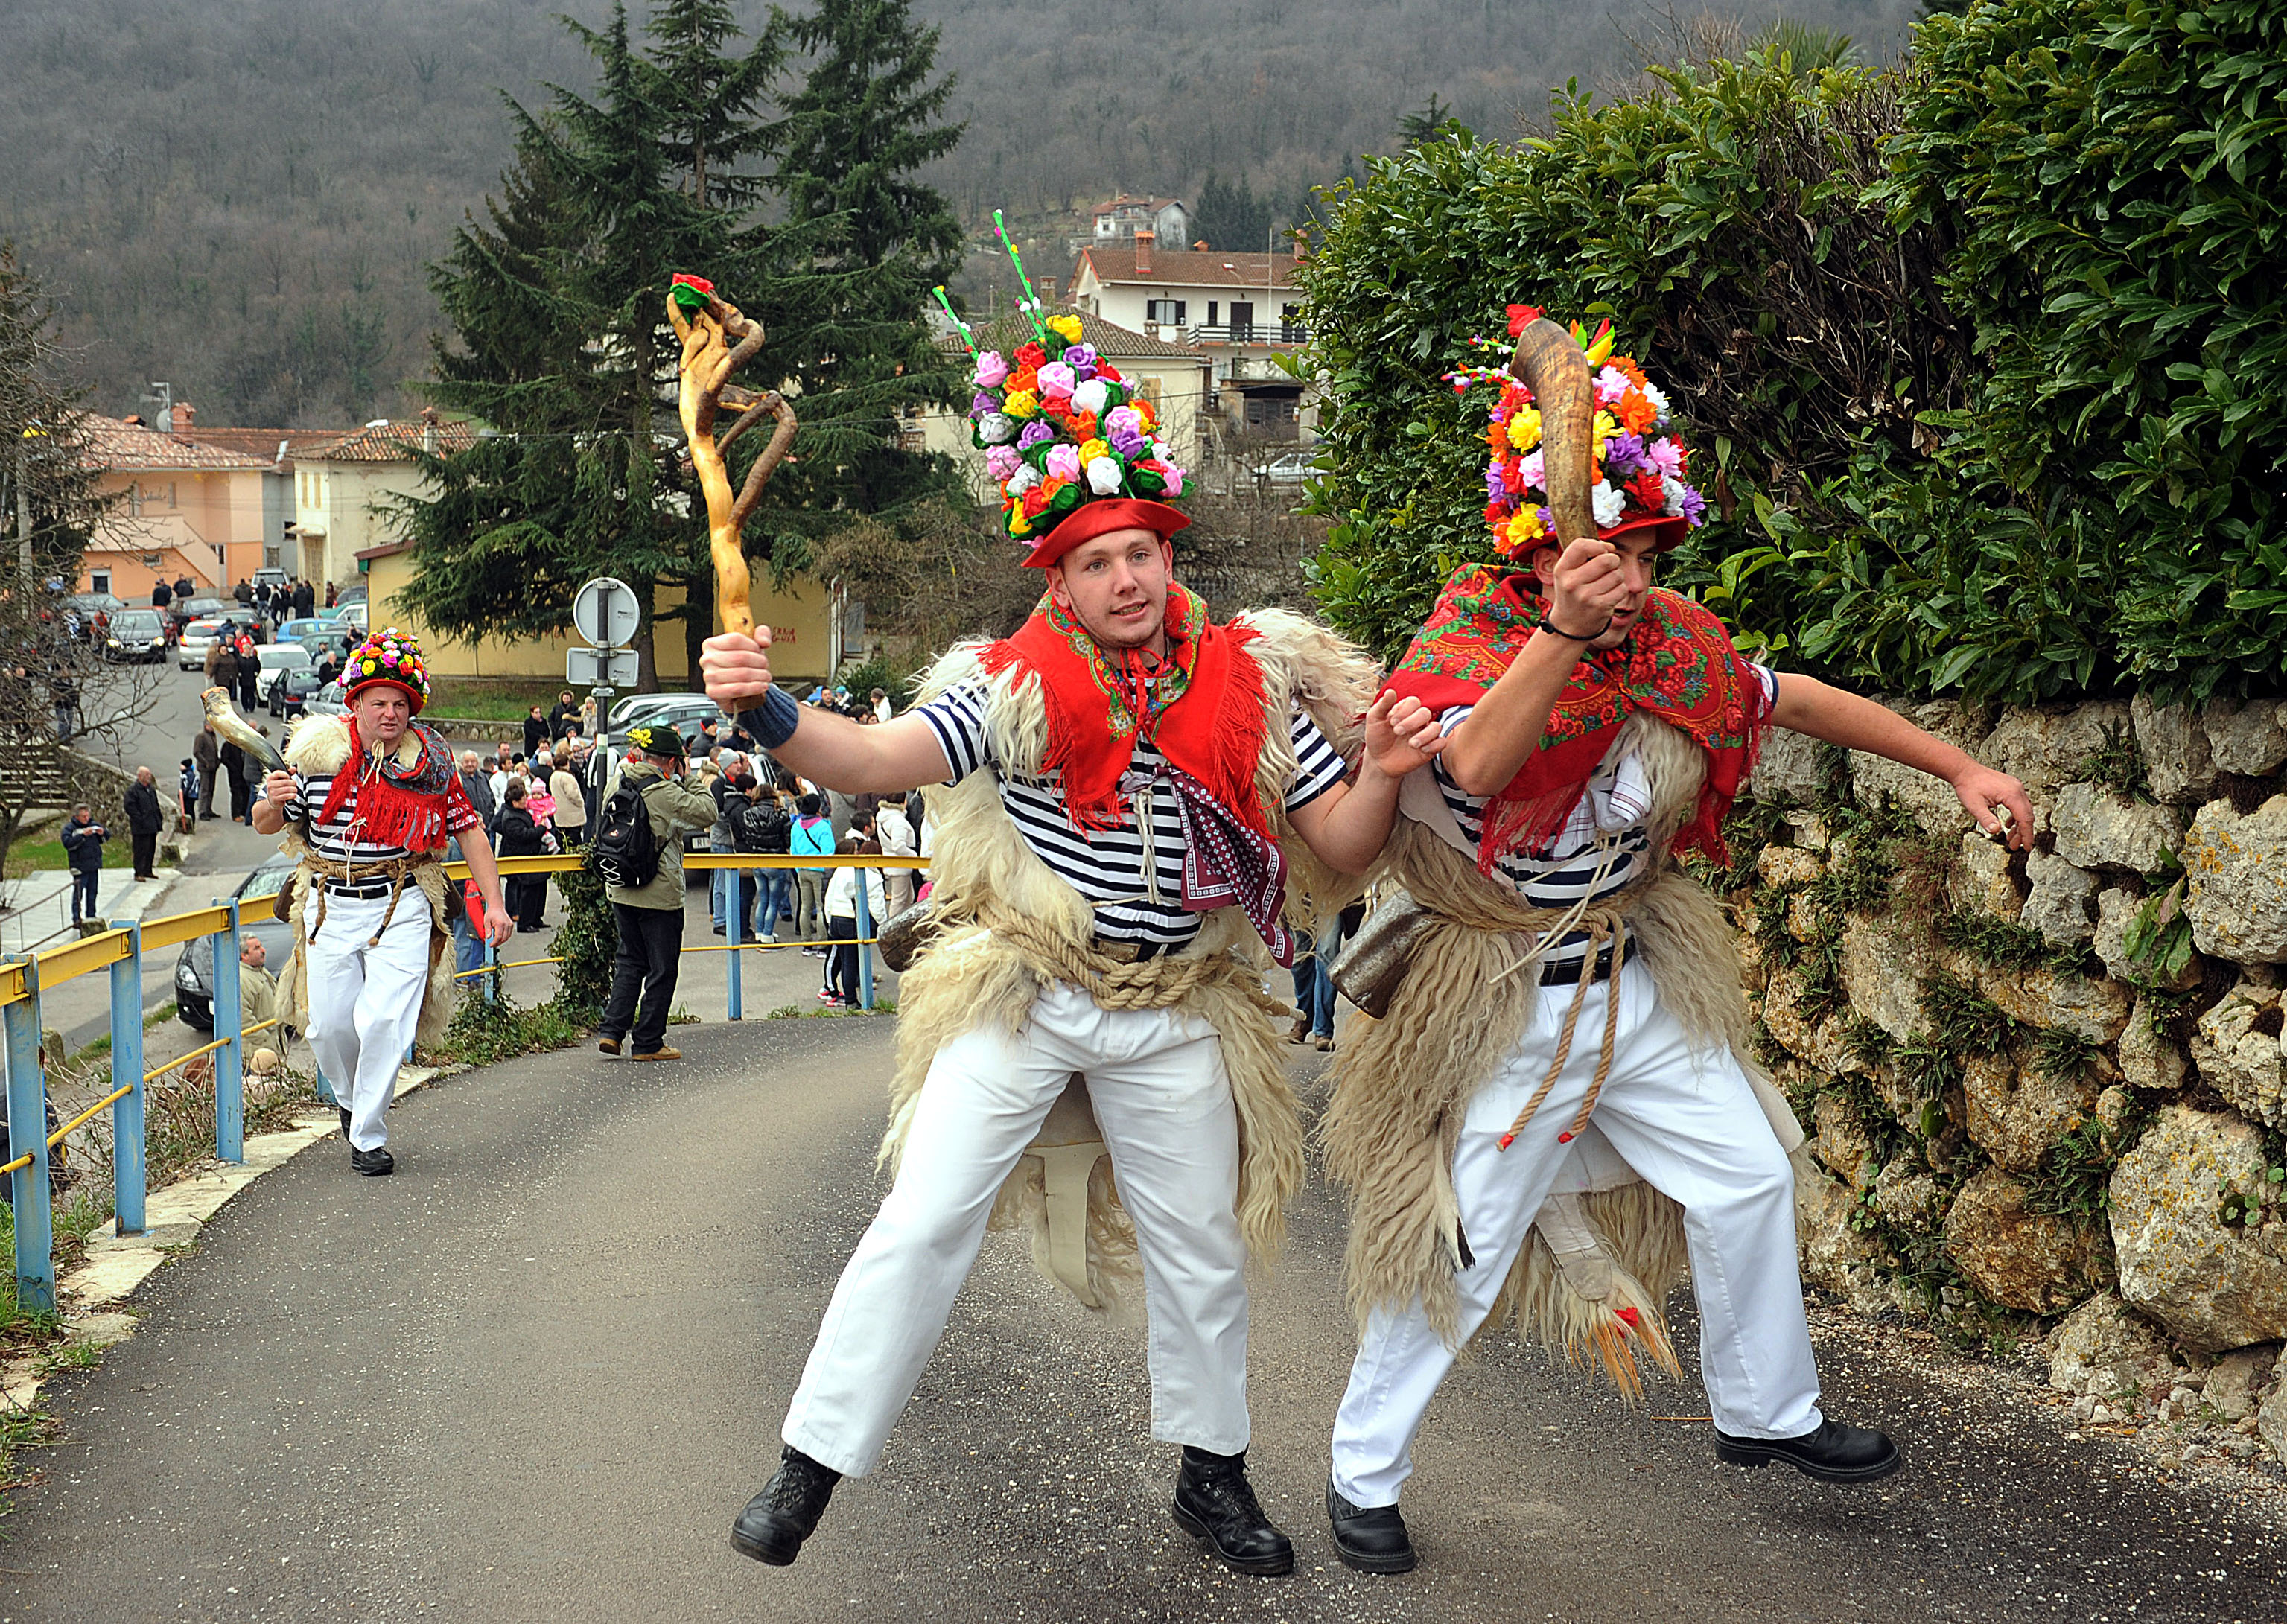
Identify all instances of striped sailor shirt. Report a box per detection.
[290,762,482,872]
[916,678,1349,952]
[1428,663,1779,970]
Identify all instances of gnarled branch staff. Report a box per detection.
[667,282,798,638]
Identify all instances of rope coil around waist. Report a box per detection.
[307,850,437,948]
[989,914,1289,1020]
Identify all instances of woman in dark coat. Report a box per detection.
[493,780,552,933]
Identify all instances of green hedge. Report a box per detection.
[1300,3,2286,703]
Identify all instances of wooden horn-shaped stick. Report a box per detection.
[1509,317,1597,552]
[668,284,798,639]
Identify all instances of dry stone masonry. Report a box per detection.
[1723,695,2287,1467]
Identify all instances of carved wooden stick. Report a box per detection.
[667,285,798,638]
[1510,316,1597,551]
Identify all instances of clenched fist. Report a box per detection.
[1545,536,1631,637]
[701,631,776,711]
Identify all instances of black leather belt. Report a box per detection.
[1092,935,1171,962]
[1538,939,1632,986]
[324,880,395,900]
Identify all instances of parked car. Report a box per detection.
[304,678,349,720]
[103,608,168,663]
[296,625,354,666]
[274,617,335,645]
[166,595,227,639]
[252,566,289,592]
[60,591,122,640]
[252,642,314,703]
[176,608,265,670]
[1250,451,1315,485]
[333,582,367,607]
[175,853,296,1031]
[334,601,369,631]
[268,666,325,721]
[607,692,724,733]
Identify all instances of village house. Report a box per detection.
[917,305,1215,504]
[1083,194,1191,254]
[289,413,480,596]
[1070,234,1314,446]
[74,406,276,601]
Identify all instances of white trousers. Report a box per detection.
[783,981,1250,1477]
[304,888,432,1153]
[1329,959,1821,1508]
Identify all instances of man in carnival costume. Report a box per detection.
[699,308,1445,1576]
[1317,311,2037,1574]
[254,628,515,1176]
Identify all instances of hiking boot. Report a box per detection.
[597,1037,622,1055]
[730,1446,841,1566]
[1326,1480,1416,1573]
[628,1046,681,1062]
[1170,1448,1294,1576]
[350,1145,395,1176]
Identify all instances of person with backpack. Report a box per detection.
[592,724,715,1063]
[738,783,793,943]
[789,792,835,953]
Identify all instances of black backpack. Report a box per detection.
[588,777,661,889]
[737,800,790,855]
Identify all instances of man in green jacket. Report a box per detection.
[598,725,718,1063]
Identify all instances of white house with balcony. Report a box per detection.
[1070,234,1314,444]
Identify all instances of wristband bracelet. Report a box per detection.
[1536,612,1610,643]
[740,685,801,749]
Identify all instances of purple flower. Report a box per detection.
[985,446,1021,482]
[1017,421,1055,450]
[971,391,999,415]
[1064,344,1098,375]
[1601,430,1648,480]
[1678,485,1708,527]
[1109,427,1146,459]
[1484,465,1507,504]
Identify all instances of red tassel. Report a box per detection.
[1556,1130,1574,1144]
[1496,1133,1515,1151]
[1616,1306,1641,1328]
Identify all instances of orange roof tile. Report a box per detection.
[1079,247,1301,290]
[72,415,273,472]
[302,420,482,462]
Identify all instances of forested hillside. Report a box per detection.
[0,0,1915,426]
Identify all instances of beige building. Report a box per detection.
[918,308,1215,503]
[289,417,480,597]
[1071,237,1314,444]
[75,412,273,601]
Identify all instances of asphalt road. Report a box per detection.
[3,1020,2282,1623]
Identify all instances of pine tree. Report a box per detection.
[400,1,790,686]
[757,0,967,540]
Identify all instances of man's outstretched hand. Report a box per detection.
[701,630,775,712]
[1362,692,1447,780]
[1953,765,2035,851]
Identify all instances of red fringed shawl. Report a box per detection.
[1384,567,1771,873]
[316,718,465,853]
[979,581,1273,836]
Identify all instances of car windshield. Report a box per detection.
[114,611,162,633]
[239,862,293,901]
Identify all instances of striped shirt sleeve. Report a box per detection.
[914,680,993,785]
[1285,708,1348,812]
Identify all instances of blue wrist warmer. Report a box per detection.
[742,685,801,749]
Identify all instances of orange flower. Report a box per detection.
[1008,366,1039,395]
[1612,354,1649,389]
[1616,388,1658,435]
[1066,410,1099,442]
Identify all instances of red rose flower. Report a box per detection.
[1016,342,1046,369]
[1625,471,1667,513]
[1506,302,1544,337]
[1020,485,1049,517]
[1095,362,1122,383]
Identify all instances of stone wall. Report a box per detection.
[1729,695,2287,1461]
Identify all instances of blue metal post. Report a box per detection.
[856,862,875,1012]
[108,922,147,1237]
[211,899,244,1163]
[4,957,55,1313]
[482,926,497,1004]
[313,1060,337,1108]
[725,859,744,1021]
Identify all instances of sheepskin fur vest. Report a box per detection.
[882,606,1378,1307]
[1322,713,1805,1395]
[273,713,459,1051]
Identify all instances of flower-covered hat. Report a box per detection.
[952,213,1193,569]
[1452,305,1708,564]
[342,626,432,713]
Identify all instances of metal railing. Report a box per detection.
[2,852,926,1316]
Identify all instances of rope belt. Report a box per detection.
[308,851,436,949]
[990,914,1289,1020]
[1493,906,1629,1152]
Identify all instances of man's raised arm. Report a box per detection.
[700,630,952,795]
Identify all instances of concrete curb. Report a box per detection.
[1,1063,442,1413]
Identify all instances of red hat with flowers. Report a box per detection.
[342,626,433,713]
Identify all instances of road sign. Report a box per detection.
[571,576,640,649]
[568,646,640,689]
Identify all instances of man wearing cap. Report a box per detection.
[256,628,515,1176]
[1315,318,2037,1573]
[700,314,1448,1579]
[596,723,717,1063]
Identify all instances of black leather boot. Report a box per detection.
[1326,1479,1417,1573]
[349,1145,394,1176]
[1170,1447,1294,1576]
[731,1446,842,1565]
[1715,1416,1900,1483]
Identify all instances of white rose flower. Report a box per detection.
[1085,456,1125,496]
[1640,381,1670,418]
[1591,480,1626,529]
[1662,475,1689,516]
[1071,379,1110,417]
[978,412,1016,445]
[1004,464,1040,497]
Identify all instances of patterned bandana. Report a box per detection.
[1385,566,1771,873]
[317,717,462,853]
[979,581,1299,961]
